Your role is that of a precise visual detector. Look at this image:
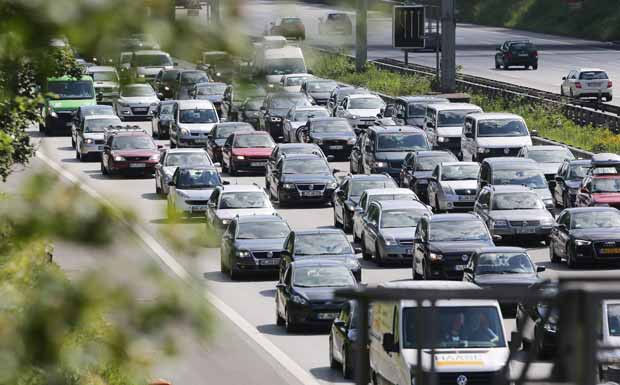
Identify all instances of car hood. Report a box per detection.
[282,174,335,184]
[283,85,302,92]
[111,148,158,157]
[475,273,539,286]
[163,166,177,177]
[311,132,356,141]
[83,132,105,140]
[592,193,620,204]
[294,287,338,302]
[196,95,224,103]
[570,229,620,241]
[176,188,215,200]
[234,238,286,251]
[215,207,276,220]
[119,96,159,104]
[347,108,381,118]
[308,91,331,100]
[489,209,554,221]
[178,122,216,133]
[538,162,562,175]
[374,152,409,162]
[137,66,171,75]
[437,126,463,137]
[476,136,532,148]
[94,81,118,89]
[231,147,273,157]
[532,187,552,201]
[440,180,478,191]
[380,227,416,239]
[429,240,494,254]
[406,117,425,127]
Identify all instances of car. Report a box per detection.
[167,166,225,217]
[280,229,362,282]
[553,159,592,208]
[268,17,306,40]
[153,69,181,100]
[197,51,237,83]
[190,82,230,118]
[279,73,316,93]
[238,97,265,128]
[266,143,326,182]
[118,51,132,71]
[256,46,308,85]
[460,112,533,162]
[258,92,312,141]
[169,99,220,148]
[588,153,620,175]
[517,145,575,181]
[561,68,612,101]
[332,174,397,233]
[474,185,555,243]
[575,174,620,209]
[550,207,620,267]
[154,148,214,195]
[334,93,385,131]
[172,70,210,100]
[319,12,353,35]
[282,106,330,143]
[495,40,538,70]
[124,33,160,50]
[115,84,160,121]
[423,103,483,153]
[151,100,175,139]
[352,188,420,243]
[127,50,174,82]
[386,96,450,128]
[399,150,458,203]
[206,122,255,164]
[299,117,356,159]
[275,260,356,332]
[71,104,115,149]
[463,247,544,312]
[205,184,276,236]
[329,300,360,379]
[221,131,276,175]
[356,126,431,180]
[220,214,291,279]
[360,200,432,266]
[86,66,120,104]
[427,162,480,212]
[75,115,122,161]
[327,86,368,117]
[515,281,558,359]
[266,153,338,206]
[300,78,338,106]
[100,127,162,176]
[413,213,496,280]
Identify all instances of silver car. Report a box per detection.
[129,50,174,82]
[474,185,554,243]
[87,66,120,104]
[115,84,160,120]
[167,166,224,218]
[75,114,122,161]
[155,148,215,195]
[282,105,330,143]
[427,162,480,212]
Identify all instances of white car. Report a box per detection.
[155,148,215,195]
[115,84,160,120]
[561,68,612,101]
[282,105,330,142]
[86,66,120,104]
[334,93,385,130]
[169,99,220,148]
[427,161,480,212]
[167,166,224,218]
[75,114,122,161]
[279,73,315,92]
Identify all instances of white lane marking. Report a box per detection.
[35,150,322,385]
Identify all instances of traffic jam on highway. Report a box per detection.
[39,21,620,384]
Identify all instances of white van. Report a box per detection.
[369,281,509,385]
[424,103,483,153]
[169,99,220,148]
[254,46,308,84]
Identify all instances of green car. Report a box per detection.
[40,75,97,136]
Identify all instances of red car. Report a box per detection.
[576,174,620,209]
[221,131,275,175]
[101,131,162,176]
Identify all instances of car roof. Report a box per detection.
[375,200,429,210]
[396,96,449,103]
[165,148,209,154]
[294,228,346,236]
[427,103,482,111]
[233,131,270,137]
[441,161,478,167]
[364,188,414,195]
[476,246,527,254]
[113,131,150,137]
[277,143,318,148]
[564,207,620,214]
[235,214,284,224]
[291,260,349,268]
[283,73,314,79]
[220,184,264,192]
[488,184,535,193]
[369,126,425,134]
[348,93,380,99]
[577,68,606,73]
[306,78,336,83]
[430,213,481,222]
[87,66,117,73]
[483,157,536,165]
[84,114,120,121]
[350,174,394,181]
[282,153,325,161]
[525,145,567,151]
[381,280,480,290]
[468,112,524,120]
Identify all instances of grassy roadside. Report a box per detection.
[306,50,620,154]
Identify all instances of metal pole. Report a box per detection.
[440,0,456,92]
[211,0,220,24]
[435,13,440,84]
[354,298,370,385]
[356,0,368,72]
[404,50,408,65]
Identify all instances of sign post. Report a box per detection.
[393,5,425,50]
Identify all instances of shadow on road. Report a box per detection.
[259,288,276,298]
[308,367,348,384]
[149,217,204,225]
[61,157,80,163]
[141,192,163,201]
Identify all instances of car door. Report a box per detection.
[474,189,492,225]
[413,218,429,276]
[364,204,381,253]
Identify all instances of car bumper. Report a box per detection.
[178,135,209,148]
[429,260,466,280]
[79,142,105,156]
[491,226,552,239]
[318,143,354,155]
[574,90,612,98]
[279,188,336,203]
[232,257,282,273]
[574,243,620,264]
[232,158,269,171]
[506,58,537,66]
[437,195,477,211]
[109,160,158,173]
[46,113,75,134]
[117,105,156,119]
[380,243,415,263]
[176,199,210,215]
[433,137,461,151]
[287,302,344,327]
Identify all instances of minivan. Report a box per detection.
[461,113,532,162]
[424,103,483,153]
[169,99,220,148]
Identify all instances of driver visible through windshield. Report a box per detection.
[233,134,275,148]
[492,169,547,189]
[475,252,535,275]
[492,192,544,210]
[237,221,290,240]
[177,169,220,189]
[441,164,480,181]
[478,119,529,137]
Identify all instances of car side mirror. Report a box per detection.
[558,223,567,231]
[333,319,345,328]
[537,266,546,273]
[173,62,179,66]
[426,121,434,129]
[157,92,164,99]
[492,234,502,242]
[562,76,567,80]
[103,145,111,152]
[208,201,216,208]
[332,168,341,174]
[382,333,397,353]
[354,246,362,254]
[167,181,175,187]
[548,180,556,189]
[463,267,473,274]
[222,180,230,185]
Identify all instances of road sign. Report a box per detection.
[393,5,425,49]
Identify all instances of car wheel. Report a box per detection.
[276,303,285,326]
[329,336,338,369]
[71,137,76,149]
[503,64,509,70]
[101,161,108,175]
[375,241,384,267]
[550,242,561,263]
[229,265,239,280]
[343,213,352,234]
[285,308,297,333]
[567,246,578,269]
[229,161,238,176]
[533,64,538,70]
[342,345,352,379]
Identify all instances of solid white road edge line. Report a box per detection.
[35,150,323,385]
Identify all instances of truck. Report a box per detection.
[40,75,97,136]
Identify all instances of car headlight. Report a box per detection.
[48,106,58,118]
[235,250,251,258]
[429,252,443,261]
[270,116,282,122]
[374,161,387,168]
[491,219,508,228]
[575,239,592,246]
[478,147,491,154]
[177,190,189,198]
[544,322,557,333]
[216,72,222,77]
[327,181,338,189]
[138,74,145,78]
[282,183,295,189]
[291,294,308,304]
[236,155,245,160]
[149,154,160,161]
[164,86,170,91]
[437,136,446,143]
[180,127,191,136]
[441,185,455,195]
[113,155,125,161]
[220,218,231,226]
[347,138,356,144]
[150,102,158,107]
[84,138,94,144]
[384,237,397,246]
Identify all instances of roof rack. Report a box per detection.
[104,124,147,136]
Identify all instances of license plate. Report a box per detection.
[517,227,537,234]
[455,265,465,271]
[601,248,620,254]
[250,162,266,167]
[129,163,146,168]
[459,196,476,201]
[518,53,528,57]
[329,145,344,150]
[191,205,208,212]
[97,146,104,151]
[405,248,413,255]
[301,191,323,197]
[317,312,338,320]
[134,108,147,113]
[259,259,279,266]
[193,139,207,144]
[588,82,601,87]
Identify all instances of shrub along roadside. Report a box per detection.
[306,50,620,154]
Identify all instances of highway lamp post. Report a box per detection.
[440,0,456,92]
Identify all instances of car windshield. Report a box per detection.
[510,43,534,51]
[350,180,396,197]
[492,169,547,189]
[267,58,307,75]
[162,70,179,81]
[294,110,330,121]
[160,104,174,115]
[219,191,269,209]
[270,96,311,109]
[307,81,337,92]
[133,54,172,67]
[442,164,480,181]
[216,124,254,139]
[295,233,352,256]
[48,80,94,99]
[165,152,212,167]
[408,103,428,117]
[177,169,220,189]
[608,304,620,337]
[416,155,456,171]
[572,211,620,229]
[197,84,227,95]
[580,71,608,80]
[527,149,574,163]
[381,209,426,228]
[403,306,505,349]
[234,134,274,148]
[285,76,310,86]
[475,252,535,274]
[84,118,121,133]
[82,106,114,116]
[91,72,118,82]
[492,192,544,210]
[244,98,264,111]
[293,266,355,288]
[179,109,218,124]
[122,86,154,97]
[478,119,529,137]
[311,120,352,133]
[181,72,208,85]
[237,221,290,239]
[592,178,620,193]
[283,159,330,174]
[430,221,490,242]
[438,110,479,126]
[376,133,428,152]
[569,164,589,179]
[111,136,156,150]
[349,97,384,109]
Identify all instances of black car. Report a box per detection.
[259,92,312,141]
[239,97,265,128]
[549,207,620,268]
[206,122,255,163]
[329,300,360,379]
[399,150,458,203]
[154,69,180,99]
[269,17,306,40]
[413,213,496,280]
[385,96,449,128]
[174,69,210,100]
[280,229,362,282]
[299,117,356,160]
[266,153,339,206]
[266,143,326,186]
[553,159,591,208]
[495,40,538,70]
[191,82,230,119]
[220,214,291,280]
[276,260,356,332]
[515,281,558,358]
[300,79,338,106]
[151,100,175,139]
[463,247,544,312]
[332,174,397,233]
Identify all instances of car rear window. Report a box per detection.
[579,71,608,80]
[510,42,535,51]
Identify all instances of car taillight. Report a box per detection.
[575,82,582,89]
[608,81,613,88]
[532,51,538,57]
